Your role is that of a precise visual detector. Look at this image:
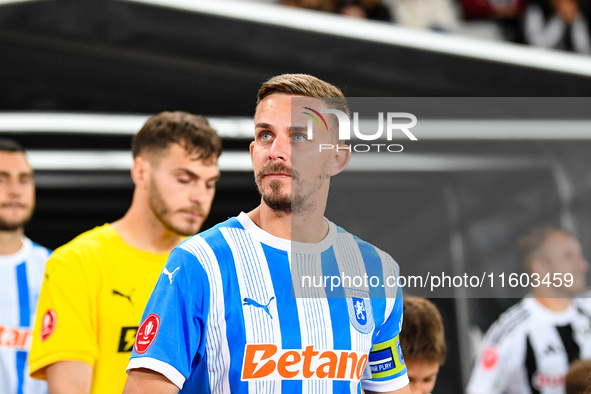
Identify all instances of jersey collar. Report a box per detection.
[236,212,337,254]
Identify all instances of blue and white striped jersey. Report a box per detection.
[128,212,409,393]
[0,237,50,394]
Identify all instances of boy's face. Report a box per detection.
[406,359,440,394]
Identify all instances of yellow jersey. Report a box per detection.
[29,224,170,393]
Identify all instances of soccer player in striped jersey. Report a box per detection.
[467,227,591,394]
[124,74,411,394]
[0,139,51,394]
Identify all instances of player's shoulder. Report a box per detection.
[178,216,242,251]
[335,223,399,268]
[49,224,115,261]
[19,236,51,260]
[23,238,52,271]
[572,296,591,319]
[171,216,243,270]
[29,239,52,256]
[483,299,531,346]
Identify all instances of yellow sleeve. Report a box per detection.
[29,242,99,380]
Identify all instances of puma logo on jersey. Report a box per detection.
[243,297,275,319]
[162,267,180,284]
[112,289,134,305]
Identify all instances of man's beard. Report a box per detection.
[0,203,34,231]
[149,179,204,237]
[255,163,310,215]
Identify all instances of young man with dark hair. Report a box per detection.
[467,227,591,394]
[29,112,221,394]
[123,74,411,394]
[399,297,446,394]
[0,139,51,394]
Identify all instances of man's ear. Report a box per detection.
[530,256,548,276]
[131,156,150,189]
[250,141,255,164]
[327,143,351,176]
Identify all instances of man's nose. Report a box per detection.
[268,134,290,162]
[7,178,23,197]
[189,182,209,205]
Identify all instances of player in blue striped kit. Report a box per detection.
[0,139,50,394]
[124,74,411,394]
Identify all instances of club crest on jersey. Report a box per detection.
[345,289,374,334]
[40,309,57,342]
[134,314,160,354]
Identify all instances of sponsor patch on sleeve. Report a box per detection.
[368,335,406,380]
[134,314,160,354]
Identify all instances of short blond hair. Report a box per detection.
[518,227,573,268]
[257,74,347,110]
[257,74,350,141]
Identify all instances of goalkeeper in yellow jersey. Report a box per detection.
[29,112,222,394]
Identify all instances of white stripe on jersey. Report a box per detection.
[377,250,399,321]
[180,237,231,394]
[290,252,334,394]
[221,227,282,394]
[334,233,375,394]
[0,237,50,394]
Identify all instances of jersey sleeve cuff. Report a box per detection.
[127,357,186,390]
[361,373,410,392]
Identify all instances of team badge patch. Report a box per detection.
[40,309,56,342]
[482,346,498,369]
[134,314,160,354]
[346,289,374,334]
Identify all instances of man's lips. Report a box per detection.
[179,210,203,219]
[264,173,290,178]
[0,203,27,209]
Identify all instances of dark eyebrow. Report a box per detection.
[176,168,220,182]
[255,123,307,132]
[0,171,33,178]
[255,122,272,129]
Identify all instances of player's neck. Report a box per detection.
[112,204,183,254]
[249,204,329,243]
[0,228,24,255]
[533,296,572,312]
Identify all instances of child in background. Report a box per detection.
[565,359,591,394]
[399,297,447,394]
